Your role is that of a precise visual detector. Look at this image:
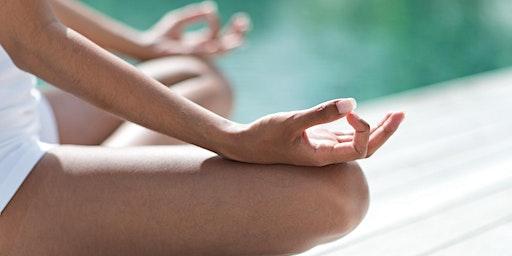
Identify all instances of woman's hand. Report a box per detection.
[222,99,405,166]
[138,1,250,60]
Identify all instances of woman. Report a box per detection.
[0,0,404,255]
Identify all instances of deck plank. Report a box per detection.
[303,157,512,256]
[300,68,512,255]
[313,176,512,256]
[426,217,512,256]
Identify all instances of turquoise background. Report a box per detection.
[82,0,512,122]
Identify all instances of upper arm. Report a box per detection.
[0,0,60,69]
[0,0,58,52]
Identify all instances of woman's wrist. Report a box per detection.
[208,120,247,160]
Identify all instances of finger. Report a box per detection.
[168,1,219,39]
[208,13,251,55]
[333,130,354,136]
[329,143,360,163]
[347,112,370,157]
[203,1,221,39]
[290,98,357,133]
[195,36,239,56]
[223,15,250,48]
[366,112,405,156]
[370,112,392,134]
[207,34,243,56]
[225,12,251,37]
[191,40,221,56]
[334,112,393,137]
[337,136,353,143]
[220,33,244,52]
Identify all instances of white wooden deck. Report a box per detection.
[300,68,512,255]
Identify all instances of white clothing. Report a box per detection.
[0,46,59,215]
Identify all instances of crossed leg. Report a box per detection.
[1,145,368,256]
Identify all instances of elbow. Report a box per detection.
[2,34,42,74]
[2,20,63,74]
[3,39,33,73]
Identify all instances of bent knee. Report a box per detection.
[194,57,234,116]
[145,55,234,117]
[275,162,369,254]
[323,161,369,235]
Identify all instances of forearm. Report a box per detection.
[49,0,147,59]
[12,20,236,154]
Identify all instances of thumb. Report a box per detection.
[167,1,218,39]
[203,1,221,40]
[290,98,357,132]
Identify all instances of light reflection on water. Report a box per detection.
[83,0,512,122]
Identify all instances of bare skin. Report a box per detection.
[49,0,250,60]
[44,0,244,146]
[45,55,233,146]
[0,0,404,255]
[1,146,369,256]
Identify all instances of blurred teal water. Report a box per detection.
[83,0,512,122]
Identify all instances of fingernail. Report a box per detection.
[336,98,357,114]
[390,111,405,122]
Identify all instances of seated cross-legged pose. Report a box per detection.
[0,1,404,255]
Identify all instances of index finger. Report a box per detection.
[327,112,371,164]
[214,13,251,54]
[347,112,371,157]
[203,1,221,39]
[170,1,220,39]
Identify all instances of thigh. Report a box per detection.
[1,145,367,256]
[43,88,124,145]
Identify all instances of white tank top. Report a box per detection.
[0,46,40,143]
[0,46,59,214]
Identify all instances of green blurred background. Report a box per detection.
[82,0,512,122]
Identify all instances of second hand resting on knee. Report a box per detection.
[0,0,404,167]
[50,0,250,60]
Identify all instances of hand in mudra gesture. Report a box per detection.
[223,99,404,166]
[141,1,250,59]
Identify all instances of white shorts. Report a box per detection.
[0,91,59,214]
